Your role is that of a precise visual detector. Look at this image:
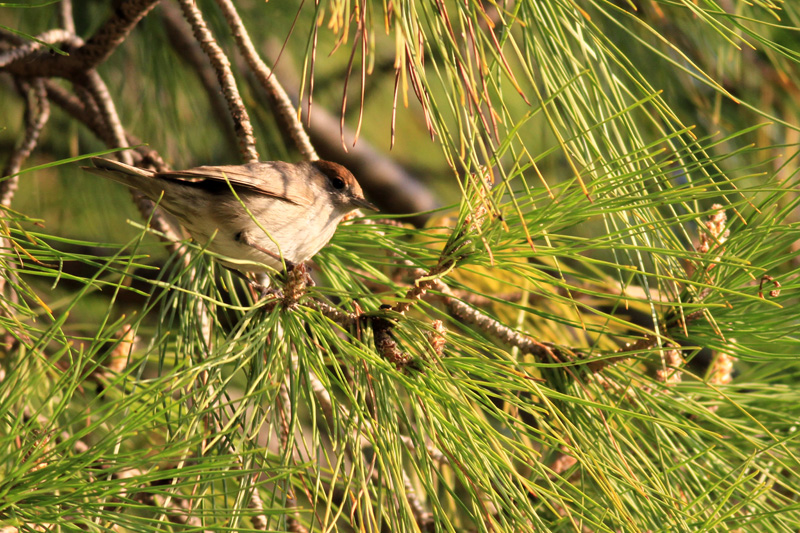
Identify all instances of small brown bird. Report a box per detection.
[83,157,377,272]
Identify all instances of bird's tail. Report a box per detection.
[81,157,168,199]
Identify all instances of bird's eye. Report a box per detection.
[331,177,345,190]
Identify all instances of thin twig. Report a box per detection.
[214,0,317,161]
[0,79,49,350]
[0,28,81,69]
[392,180,491,317]
[277,372,307,533]
[435,277,565,362]
[392,272,444,316]
[411,268,683,374]
[403,471,435,531]
[655,346,683,384]
[45,80,108,142]
[2,79,50,196]
[58,0,76,35]
[73,81,104,127]
[75,69,132,164]
[372,314,414,367]
[41,81,184,252]
[42,80,168,171]
[159,2,239,155]
[305,299,358,327]
[248,487,268,530]
[177,0,259,163]
[282,263,310,309]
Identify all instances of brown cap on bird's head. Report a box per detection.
[311,160,378,212]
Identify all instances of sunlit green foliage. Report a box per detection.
[1,1,800,531]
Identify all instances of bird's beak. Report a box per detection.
[351,197,379,212]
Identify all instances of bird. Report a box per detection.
[83,157,377,273]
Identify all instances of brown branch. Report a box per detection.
[44,80,109,142]
[214,0,317,161]
[426,319,446,357]
[42,80,167,171]
[423,273,670,373]
[248,487,269,530]
[74,69,132,164]
[376,184,492,364]
[655,345,683,384]
[437,278,566,363]
[58,0,76,35]
[277,373,307,533]
[392,174,492,317]
[42,80,183,248]
[73,82,104,130]
[282,263,311,309]
[177,0,259,163]
[159,2,239,155]
[393,272,442,316]
[403,472,435,531]
[306,298,358,327]
[1,0,159,78]
[0,29,81,70]
[73,0,160,71]
[372,314,414,367]
[307,256,671,379]
[0,78,49,351]
[2,79,50,196]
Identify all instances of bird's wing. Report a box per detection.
[156,162,313,206]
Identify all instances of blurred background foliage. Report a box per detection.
[2,0,800,531]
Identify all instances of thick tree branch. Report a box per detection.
[0,0,159,78]
[73,0,160,70]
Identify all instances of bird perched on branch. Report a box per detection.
[83,157,377,273]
